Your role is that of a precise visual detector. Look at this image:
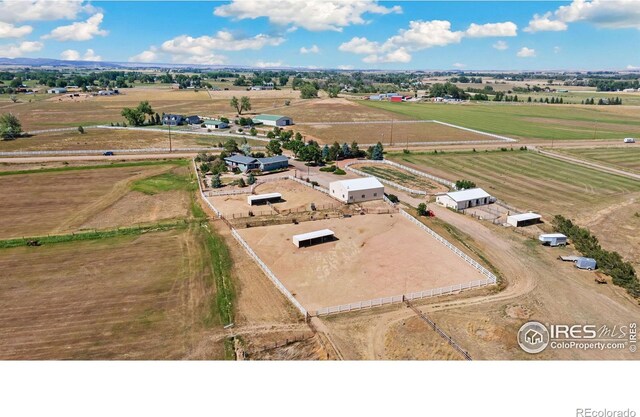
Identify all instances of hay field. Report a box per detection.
[351,163,448,193]
[555,147,640,172]
[0,161,192,238]
[390,150,640,216]
[0,228,223,359]
[363,101,640,141]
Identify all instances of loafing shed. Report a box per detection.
[248,193,282,206]
[507,212,542,227]
[292,229,335,248]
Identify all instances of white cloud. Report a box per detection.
[524,13,568,32]
[337,65,354,70]
[0,0,90,23]
[338,36,379,54]
[214,0,402,32]
[0,22,33,38]
[626,64,640,70]
[160,31,284,55]
[525,0,640,33]
[60,48,101,61]
[129,47,159,63]
[387,20,464,49]
[554,46,562,54]
[493,40,509,50]
[465,21,517,37]
[300,44,320,54]
[517,47,536,58]
[42,13,107,41]
[0,40,43,57]
[254,60,283,68]
[362,47,411,64]
[452,63,466,68]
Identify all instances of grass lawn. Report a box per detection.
[389,149,640,216]
[363,101,640,141]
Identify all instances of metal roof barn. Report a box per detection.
[435,188,493,210]
[507,212,542,227]
[329,177,384,203]
[292,229,335,248]
[247,193,282,206]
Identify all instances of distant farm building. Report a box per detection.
[292,229,335,248]
[253,114,293,127]
[185,115,203,125]
[162,114,184,126]
[203,119,229,129]
[539,233,567,247]
[224,154,289,172]
[97,90,117,96]
[507,212,542,227]
[47,87,67,94]
[329,177,384,204]
[250,82,275,91]
[248,193,282,206]
[436,188,494,210]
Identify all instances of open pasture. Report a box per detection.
[351,163,448,193]
[363,101,640,141]
[0,160,192,238]
[237,214,488,312]
[0,228,221,360]
[281,98,411,123]
[390,150,640,216]
[555,146,640,172]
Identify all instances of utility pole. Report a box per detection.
[168,120,172,153]
[390,119,394,146]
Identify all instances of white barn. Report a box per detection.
[329,177,384,204]
[253,114,293,127]
[436,188,493,210]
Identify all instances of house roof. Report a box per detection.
[248,193,282,202]
[253,114,289,121]
[258,155,288,165]
[539,233,567,239]
[507,213,542,222]
[224,154,258,164]
[163,114,184,118]
[331,177,384,191]
[203,119,226,125]
[445,188,491,202]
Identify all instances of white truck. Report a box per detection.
[624,137,636,143]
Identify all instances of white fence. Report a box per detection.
[288,175,331,195]
[193,159,221,218]
[346,159,455,189]
[343,161,427,195]
[231,228,308,318]
[432,120,517,143]
[95,125,272,142]
[0,147,224,157]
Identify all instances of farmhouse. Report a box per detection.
[47,87,67,94]
[253,114,293,127]
[329,177,384,203]
[507,212,542,227]
[224,154,289,172]
[436,188,493,210]
[162,114,184,126]
[250,82,275,91]
[203,119,229,129]
[292,229,335,248]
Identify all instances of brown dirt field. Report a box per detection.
[237,214,487,312]
[282,97,410,123]
[208,178,339,218]
[0,229,224,360]
[0,163,187,238]
[296,121,495,145]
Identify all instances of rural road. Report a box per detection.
[0,153,198,164]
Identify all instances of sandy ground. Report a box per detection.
[237,214,487,312]
[208,178,339,218]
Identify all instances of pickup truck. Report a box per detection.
[103,151,114,156]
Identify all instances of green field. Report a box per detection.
[354,164,442,190]
[555,147,640,172]
[363,101,640,141]
[389,150,640,216]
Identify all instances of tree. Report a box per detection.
[240,143,251,155]
[154,113,161,125]
[342,142,351,158]
[326,85,340,98]
[250,127,257,136]
[247,173,256,185]
[299,83,318,99]
[223,139,239,153]
[136,100,154,121]
[370,142,384,160]
[78,126,85,134]
[286,138,305,158]
[200,162,211,173]
[211,174,222,188]
[455,179,476,190]
[417,203,428,216]
[350,141,363,158]
[240,96,252,113]
[237,177,247,188]
[322,144,329,160]
[230,96,240,114]
[328,141,342,161]
[279,75,288,86]
[9,95,17,103]
[0,113,22,140]
[266,139,282,156]
[121,107,145,126]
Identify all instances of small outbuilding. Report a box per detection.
[507,212,542,227]
[436,188,493,210]
[248,193,282,206]
[203,119,229,129]
[224,154,289,172]
[539,233,567,247]
[329,177,384,204]
[253,114,293,127]
[292,229,335,248]
[47,87,67,94]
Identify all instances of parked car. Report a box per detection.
[103,151,114,156]
[623,138,636,143]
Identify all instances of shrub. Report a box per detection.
[333,168,346,175]
[386,194,399,203]
[417,203,428,216]
[319,165,337,172]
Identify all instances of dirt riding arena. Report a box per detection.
[237,213,488,312]
[207,178,340,218]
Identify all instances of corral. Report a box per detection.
[236,214,488,312]
[350,163,449,193]
[207,178,339,218]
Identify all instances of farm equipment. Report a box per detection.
[26,240,41,247]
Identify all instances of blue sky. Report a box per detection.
[0,0,639,70]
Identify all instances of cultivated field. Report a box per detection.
[555,146,640,172]
[237,214,488,312]
[363,101,640,141]
[0,160,192,238]
[0,228,223,360]
[281,97,410,123]
[390,150,640,217]
[207,178,339,218]
[351,163,449,193]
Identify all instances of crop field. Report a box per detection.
[0,160,193,238]
[351,163,448,193]
[389,150,640,216]
[237,214,488,312]
[363,101,640,141]
[0,228,226,360]
[555,147,640,172]
[295,120,495,145]
[281,98,410,123]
